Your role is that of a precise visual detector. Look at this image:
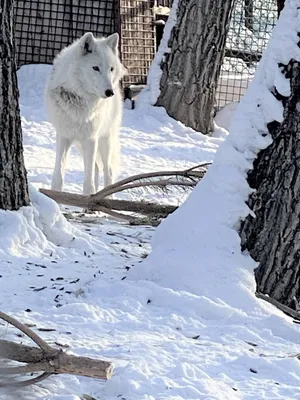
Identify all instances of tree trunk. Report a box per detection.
[156,0,235,135]
[240,59,300,310]
[277,0,285,17]
[0,0,29,210]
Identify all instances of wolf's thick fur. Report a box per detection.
[45,32,126,195]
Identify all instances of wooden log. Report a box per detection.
[0,339,45,363]
[0,339,113,380]
[0,312,113,386]
[256,293,300,321]
[39,188,177,216]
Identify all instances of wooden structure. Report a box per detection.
[14,0,168,86]
[14,1,116,65]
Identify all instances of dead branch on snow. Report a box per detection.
[0,311,113,387]
[40,163,210,224]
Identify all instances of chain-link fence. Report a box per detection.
[120,0,155,85]
[14,1,117,67]
[14,0,278,106]
[216,0,278,109]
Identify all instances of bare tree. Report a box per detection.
[0,0,29,210]
[156,0,235,134]
[240,13,300,309]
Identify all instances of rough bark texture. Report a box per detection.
[156,0,235,134]
[277,0,285,17]
[0,0,29,210]
[0,340,113,380]
[40,188,177,216]
[240,59,300,309]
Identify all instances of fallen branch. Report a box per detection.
[256,292,300,320]
[94,163,210,200]
[0,311,53,353]
[40,189,177,217]
[94,178,197,200]
[40,164,210,222]
[0,312,113,387]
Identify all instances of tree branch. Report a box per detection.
[256,292,300,320]
[39,164,210,221]
[93,162,210,200]
[0,312,114,387]
[0,372,53,388]
[0,311,53,353]
[40,189,178,217]
[92,178,197,199]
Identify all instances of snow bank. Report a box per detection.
[0,186,107,258]
[214,101,239,132]
[131,1,298,312]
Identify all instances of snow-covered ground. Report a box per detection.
[0,64,222,399]
[2,2,300,398]
[0,62,299,399]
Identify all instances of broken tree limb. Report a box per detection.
[0,342,113,380]
[0,340,47,363]
[39,164,210,222]
[93,163,210,200]
[256,292,300,320]
[40,189,178,216]
[93,178,197,200]
[0,311,113,387]
[0,311,53,353]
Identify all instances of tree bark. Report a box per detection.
[240,59,300,309]
[0,340,113,380]
[0,0,29,210]
[156,0,235,134]
[40,188,178,216]
[0,311,113,386]
[277,0,285,17]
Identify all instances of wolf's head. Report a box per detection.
[72,32,126,99]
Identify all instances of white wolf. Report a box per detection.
[45,32,126,195]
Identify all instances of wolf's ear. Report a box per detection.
[80,32,95,55]
[106,33,119,53]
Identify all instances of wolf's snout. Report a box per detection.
[105,89,114,98]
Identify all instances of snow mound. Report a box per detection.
[0,186,107,258]
[130,0,296,313]
[214,101,239,132]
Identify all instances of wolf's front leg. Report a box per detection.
[51,136,72,191]
[82,139,97,195]
[94,162,99,192]
[98,135,120,188]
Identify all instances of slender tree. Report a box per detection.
[156,0,235,134]
[0,0,29,210]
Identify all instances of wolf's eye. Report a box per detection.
[93,66,100,71]
[110,67,114,72]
